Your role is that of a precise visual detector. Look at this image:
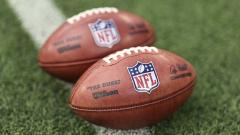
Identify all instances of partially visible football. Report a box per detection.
[69,46,197,129]
[38,7,155,82]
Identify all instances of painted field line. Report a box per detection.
[7,0,151,134]
[95,126,151,135]
[7,0,65,47]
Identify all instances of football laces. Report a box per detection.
[103,46,159,64]
[67,7,118,24]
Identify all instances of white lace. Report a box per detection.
[103,46,159,64]
[67,7,118,24]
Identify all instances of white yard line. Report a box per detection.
[95,126,151,135]
[7,0,151,134]
[7,0,65,47]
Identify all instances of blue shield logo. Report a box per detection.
[88,19,120,48]
[127,61,160,94]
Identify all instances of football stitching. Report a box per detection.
[103,46,159,64]
[69,79,196,112]
[69,52,160,105]
[39,33,155,66]
[39,58,99,67]
[104,52,160,67]
[67,7,118,24]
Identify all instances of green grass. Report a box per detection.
[0,0,240,134]
[0,0,95,134]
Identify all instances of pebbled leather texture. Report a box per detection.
[38,8,155,82]
[70,48,197,129]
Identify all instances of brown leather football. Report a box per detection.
[38,7,155,82]
[69,46,197,129]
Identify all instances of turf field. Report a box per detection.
[1,0,240,134]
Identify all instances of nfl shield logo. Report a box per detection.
[88,19,120,48]
[127,61,160,94]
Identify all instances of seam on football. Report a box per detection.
[70,79,196,112]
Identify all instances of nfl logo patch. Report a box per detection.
[88,19,120,48]
[127,61,160,94]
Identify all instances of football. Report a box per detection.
[69,46,197,129]
[38,7,155,82]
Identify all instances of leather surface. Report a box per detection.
[70,49,197,129]
[38,10,155,82]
